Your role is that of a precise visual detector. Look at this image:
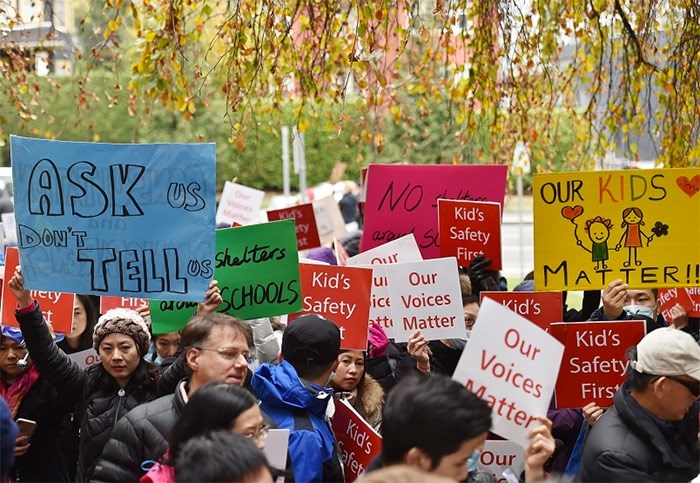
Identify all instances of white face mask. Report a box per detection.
[624,304,655,320]
[450,331,471,351]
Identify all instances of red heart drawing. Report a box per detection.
[561,205,584,220]
[676,175,700,198]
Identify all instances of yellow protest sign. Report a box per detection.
[534,169,700,290]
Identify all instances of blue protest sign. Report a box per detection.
[11,136,216,301]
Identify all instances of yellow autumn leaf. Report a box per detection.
[297,118,310,133]
[177,96,188,112]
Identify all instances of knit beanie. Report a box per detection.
[93,308,151,355]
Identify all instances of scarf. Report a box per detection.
[0,365,40,418]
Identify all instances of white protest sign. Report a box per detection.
[452,298,564,447]
[67,348,101,370]
[384,257,465,343]
[346,234,423,337]
[1,213,16,243]
[263,428,290,483]
[313,195,347,245]
[215,181,265,225]
[480,440,524,482]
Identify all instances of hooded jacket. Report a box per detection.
[577,381,699,482]
[252,361,343,483]
[0,399,18,481]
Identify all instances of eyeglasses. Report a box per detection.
[665,376,700,398]
[194,346,253,362]
[244,424,270,443]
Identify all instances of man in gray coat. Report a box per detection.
[578,327,700,482]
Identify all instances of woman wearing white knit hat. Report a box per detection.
[7,267,221,482]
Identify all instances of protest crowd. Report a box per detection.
[0,148,698,483]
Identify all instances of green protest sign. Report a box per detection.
[215,220,302,319]
[149,300,199,335]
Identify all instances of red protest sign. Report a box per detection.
[552,320,646,408]
[481,291,563,332]
[100,296,149,313]
[267,203,321,251]
[1,247,75,333]
[331,399,382,482]
[685,287,700,316]
[658,288,700,319]
[290,264,372,350]
[439,200,502,269]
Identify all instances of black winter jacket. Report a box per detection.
[577,381,699,482]
[587,307,666,333]
[93,380,187,482]
[16,304,161,482]
[9,375,73,482]
[365,341,420,395]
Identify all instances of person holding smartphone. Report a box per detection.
[0,326,73,481]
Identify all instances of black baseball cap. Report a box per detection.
[282,314,341,366]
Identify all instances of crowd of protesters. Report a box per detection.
[0,226,698,483]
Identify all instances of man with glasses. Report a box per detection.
[252,314,344,483]
[588,280,691,333]
[94,312,253,482]
[578,327,700,482]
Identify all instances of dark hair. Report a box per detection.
[382,374,492,469]
[625,345,657,391]
[169,381,257,460]
[181,312,252,349]
[461,294,480,307]
[153,331,181,344]
[174,430,271,483]
[86,358,158,394]
[295,360,335,381]
[331,350,366,393]
[339,230,362,258]
[57,294,99,352]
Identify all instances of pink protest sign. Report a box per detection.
[360,164,507,258]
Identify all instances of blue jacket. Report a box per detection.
[252,361,343,483]
[0,398,18,481]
